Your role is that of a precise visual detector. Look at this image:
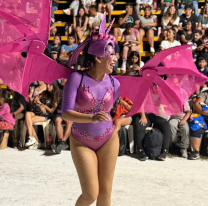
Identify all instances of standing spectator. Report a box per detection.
[63,0,82,16]
[98,0,115,23]
[82,0,96,14]
[59,34,78,60]
[139,5,158,53]
[121,51,144,75]
[73,7,89,44]
[10,90,27,149]
[120,23,141,72]
[88,5,104,31]
[161,5,179,39]
[179,4,198,31]
[133,112,171,161]
[161,0,175,13]
[47,34,61,57]
[180,21,194,44]
[178,0,199,17]
[160,28,181,50]
[198,2,208,36]
[169,101,191,158]
[51,0,59,21]
[113,4,140,44]
[135,0,153,16]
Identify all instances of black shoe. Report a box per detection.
[51,140,69,154]
[158,150,168,161]
[138,150,148,161]
[188,150,200,160]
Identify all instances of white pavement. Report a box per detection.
[1,148,208,206]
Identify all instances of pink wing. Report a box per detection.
[114,45,208,117]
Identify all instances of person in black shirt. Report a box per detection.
[179,4,198,31]
[172,25,181,41]
[113,4,140,43]
[10,90,27,148]
[180,21,194,44]
[192,30,202,46]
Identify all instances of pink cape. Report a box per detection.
[0,0,207,116]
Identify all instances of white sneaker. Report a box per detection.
[28,142,38,150]
[121,61,126,72]
[150,47,155,53]
[63,9,70,15]
[25,137,37,147]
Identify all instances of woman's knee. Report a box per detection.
[55,117,62,125]
[147,29,154,36]
[81,189,99,205]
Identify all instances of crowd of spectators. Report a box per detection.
[2,0,208,161]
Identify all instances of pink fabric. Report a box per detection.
[123,29,139,41]
[0,104,15,125]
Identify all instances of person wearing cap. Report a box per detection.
[178,0,199,17]
[50,48,59,61]
[179,4,198,31]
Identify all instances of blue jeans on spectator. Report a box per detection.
[70,0,79,16]
[178,1,199,16]
[51,6,58,18]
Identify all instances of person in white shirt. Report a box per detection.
[161,5,180,39]
[160,28,181,50]
[88,5,104,31]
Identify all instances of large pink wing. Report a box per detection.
[0,0,50,47]
[114,45,208,117]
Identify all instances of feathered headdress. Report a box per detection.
[68,12,116,67]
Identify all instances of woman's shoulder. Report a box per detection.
[109,75,120,88]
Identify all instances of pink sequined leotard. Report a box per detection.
[62,72,120,150]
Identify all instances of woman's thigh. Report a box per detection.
[31,115,47,123]
[96,130,119,192]
[70,134,99,197]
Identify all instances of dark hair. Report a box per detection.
[168,28,176,40]
[0,89,13,112]
[194,30,202,36]
[126,51,140,71]
[185,4,193,10]
[126,3,133,8]
[76,7,87,29]
[54,34,61,42]
[68,33,75,39]
[202,35,208,40]
[126,23,134,30]
[89,5,97,11]
[198,56,207,63]
[162,5,179,22]
[41,81,62,108]
[144,5,152,18]
[172,25,178,30]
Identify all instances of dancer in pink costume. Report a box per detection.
[0,1,208,205]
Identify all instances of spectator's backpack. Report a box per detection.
[143,128,164,160]
[118,126,128,156]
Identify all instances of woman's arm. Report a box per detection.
[42,102,58,114]
[180,34,188,44]
[132,32,141,45]
[120,34,126,45]
[81,16,89,31]
[73,16,76,30]
[13,102,24,115]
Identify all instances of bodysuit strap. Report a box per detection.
[78,71,84,89]
[109,75,114,88]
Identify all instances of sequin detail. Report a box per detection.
[72,124,115,142]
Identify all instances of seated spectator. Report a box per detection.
[160,28,181,50]
[197,56,208,76]
[198,2,208,36]
[98,0,115,23]
[120,23,141,71]
[180,21,194,44]
[25,81,62,149]
[113,43,120,74]
[192,30,202,46]
[50,48,63,64]
[190,91,208,160]
[59,34,78,61]
[161,5,179,39]
[88,5,104,31]
[114,4,140,44]
[63,0,82,16]
[10,90,27,148]
[51,79,73,154]
[82,0,96,14]
[51,0,59,21]
[135,0,153,16]
[172,24,181,41]
[133,112,171,161]
[178,0,199,17]
[73,7,89,44]
[121,51,144,75]
[169,101,191,158]
[29,81,47,101]
[196,38,208,64]
[161,0,175,13]
[179,4,198,31]
[47,34,61,57]
[139,5,158,53]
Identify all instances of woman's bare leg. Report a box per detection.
[190,137,201,152]
[96,130,119,206]
[25,112,36,138]
[55,117,64,140]
[63,121,73,142]
[70,135,99,206]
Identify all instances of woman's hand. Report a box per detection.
[139,116,147,126]
[92,111,111,123]
[133,64,141,71]
[120,99,132,111]
[34,96,41,105]
[39,106,46,114]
